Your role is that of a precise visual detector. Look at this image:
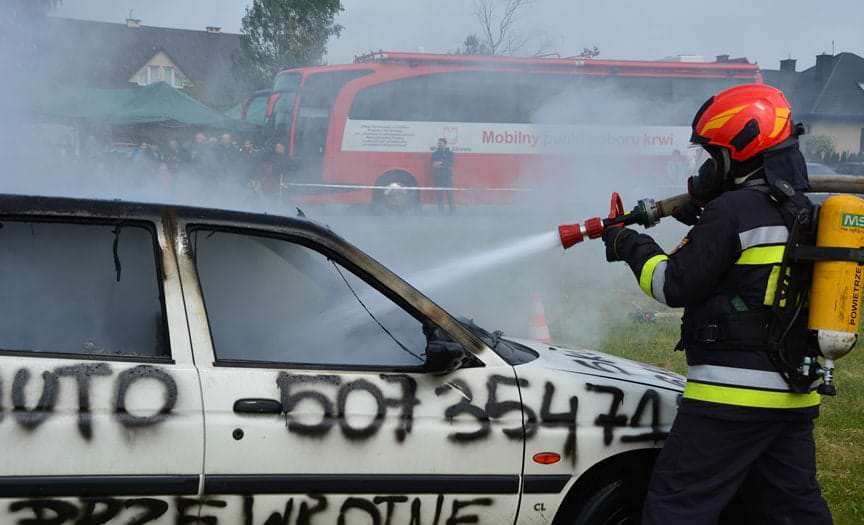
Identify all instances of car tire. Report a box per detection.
[570,479,643,525]
[372,171,419,214]
[566,477,750,525]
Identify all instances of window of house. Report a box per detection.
[162,66,175,87]
[191,228,428,369]
[146,65,159,84]
[0,220,169,359]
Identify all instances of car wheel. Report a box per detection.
[570,479,643,525]
[372,171,419,213]
[567,477,749,525]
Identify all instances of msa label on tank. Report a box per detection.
[841,213,864,229]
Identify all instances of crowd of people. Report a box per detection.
[124,132,293,193]
[49,131,295,202]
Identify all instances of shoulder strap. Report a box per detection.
[743,180,814,231]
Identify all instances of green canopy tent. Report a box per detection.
[107,82,245,129]
[32,82,251,130]
[32,87,137,120]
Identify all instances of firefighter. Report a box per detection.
[602,84,833,524]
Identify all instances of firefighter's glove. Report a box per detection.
[602,227,636,262]
[672,201,703,226]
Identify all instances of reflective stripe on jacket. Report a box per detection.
[615,185,819,412]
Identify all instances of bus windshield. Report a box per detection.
[269,73,302,140]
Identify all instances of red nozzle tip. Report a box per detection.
[558,224,585,249]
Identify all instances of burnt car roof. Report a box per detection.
[0,193,332,235]
[0,193,493,358]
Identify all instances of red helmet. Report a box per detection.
[691,84,794,162]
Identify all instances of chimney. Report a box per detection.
[815,53,835,80]
[716,54,730,63]
[206,26,222,34]
[780,58,797,72]
[126,18,141,28]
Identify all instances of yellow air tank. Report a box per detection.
[808,194,864,379]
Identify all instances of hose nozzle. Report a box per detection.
[559,217,604,249]
[558,224,586,249]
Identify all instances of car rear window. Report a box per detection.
[0,220,169,359]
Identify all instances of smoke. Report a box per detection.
[327,79,701,348]
[0,6,706,360]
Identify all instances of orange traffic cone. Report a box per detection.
[529,293,552,343]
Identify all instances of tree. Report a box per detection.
[800,134,835,163]
[578,46,600,58]
[233,0,343,89]
[455,34,492,56]
[459,0,595,58]
[470,0,541,56]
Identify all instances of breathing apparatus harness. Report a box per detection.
[686,133,864,396]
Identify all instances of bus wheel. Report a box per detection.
[372,171,419,213]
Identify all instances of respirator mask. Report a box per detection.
[687,123,809,204]
[687,147,732,205]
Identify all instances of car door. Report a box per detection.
[0,214,204,524]
[176,220,527,524]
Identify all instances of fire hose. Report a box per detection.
[558,175,864,248]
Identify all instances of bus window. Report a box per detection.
[301,70,373,109]
[426,72,521,123]
[349,76,425,121]
[522,75,749,126]
[296,107,329,155]
[349,71,521,124]
[517,74,570,123]
[293,70,372,179]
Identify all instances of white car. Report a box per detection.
[0,194,683,524]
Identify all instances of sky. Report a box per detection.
[54,0,864,71]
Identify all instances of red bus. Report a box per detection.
[265,52,762,209]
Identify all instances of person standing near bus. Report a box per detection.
[431,138,454,212]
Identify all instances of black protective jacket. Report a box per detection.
[611,184,820,420]
[431,148,454,180]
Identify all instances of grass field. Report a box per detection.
[588,319,864,525]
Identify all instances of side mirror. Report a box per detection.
[425,340,470,374]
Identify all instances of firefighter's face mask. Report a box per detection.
[687,147,731,205]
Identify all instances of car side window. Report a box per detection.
[191,228,428,368]
[0,220,169,359]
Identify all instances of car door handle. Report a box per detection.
[233,398,283,414]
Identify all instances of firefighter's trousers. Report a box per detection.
[642,412,832,525]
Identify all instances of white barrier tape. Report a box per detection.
[280,182,531,192]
